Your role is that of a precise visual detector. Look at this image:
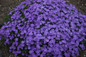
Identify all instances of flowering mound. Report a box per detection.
[0,0,86,57]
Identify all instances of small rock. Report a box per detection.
[0,5,1,7]
[0,50,3,57]
[82,51,86,57]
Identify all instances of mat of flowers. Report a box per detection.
[0,0,86,57]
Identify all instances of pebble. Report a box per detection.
[0,50,3,57]
[84,55,86,57]
[83,51,86,57]
[85,4,86,5]
[0,5,1,7]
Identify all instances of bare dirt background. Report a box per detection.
[0,0,25,24]
[0,0,86,57]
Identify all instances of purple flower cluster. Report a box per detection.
[0,0,86,57]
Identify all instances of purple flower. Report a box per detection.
[15,38,18,41]
[0,0,86,57]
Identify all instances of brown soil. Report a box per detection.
[0,0,25,24]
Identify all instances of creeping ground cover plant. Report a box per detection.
[0,0,86,57]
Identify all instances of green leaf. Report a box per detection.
[4,14,11,23]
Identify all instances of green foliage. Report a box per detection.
[4,14,11,23]
[19,10,25,18]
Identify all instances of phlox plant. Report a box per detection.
[0,0,86,57]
